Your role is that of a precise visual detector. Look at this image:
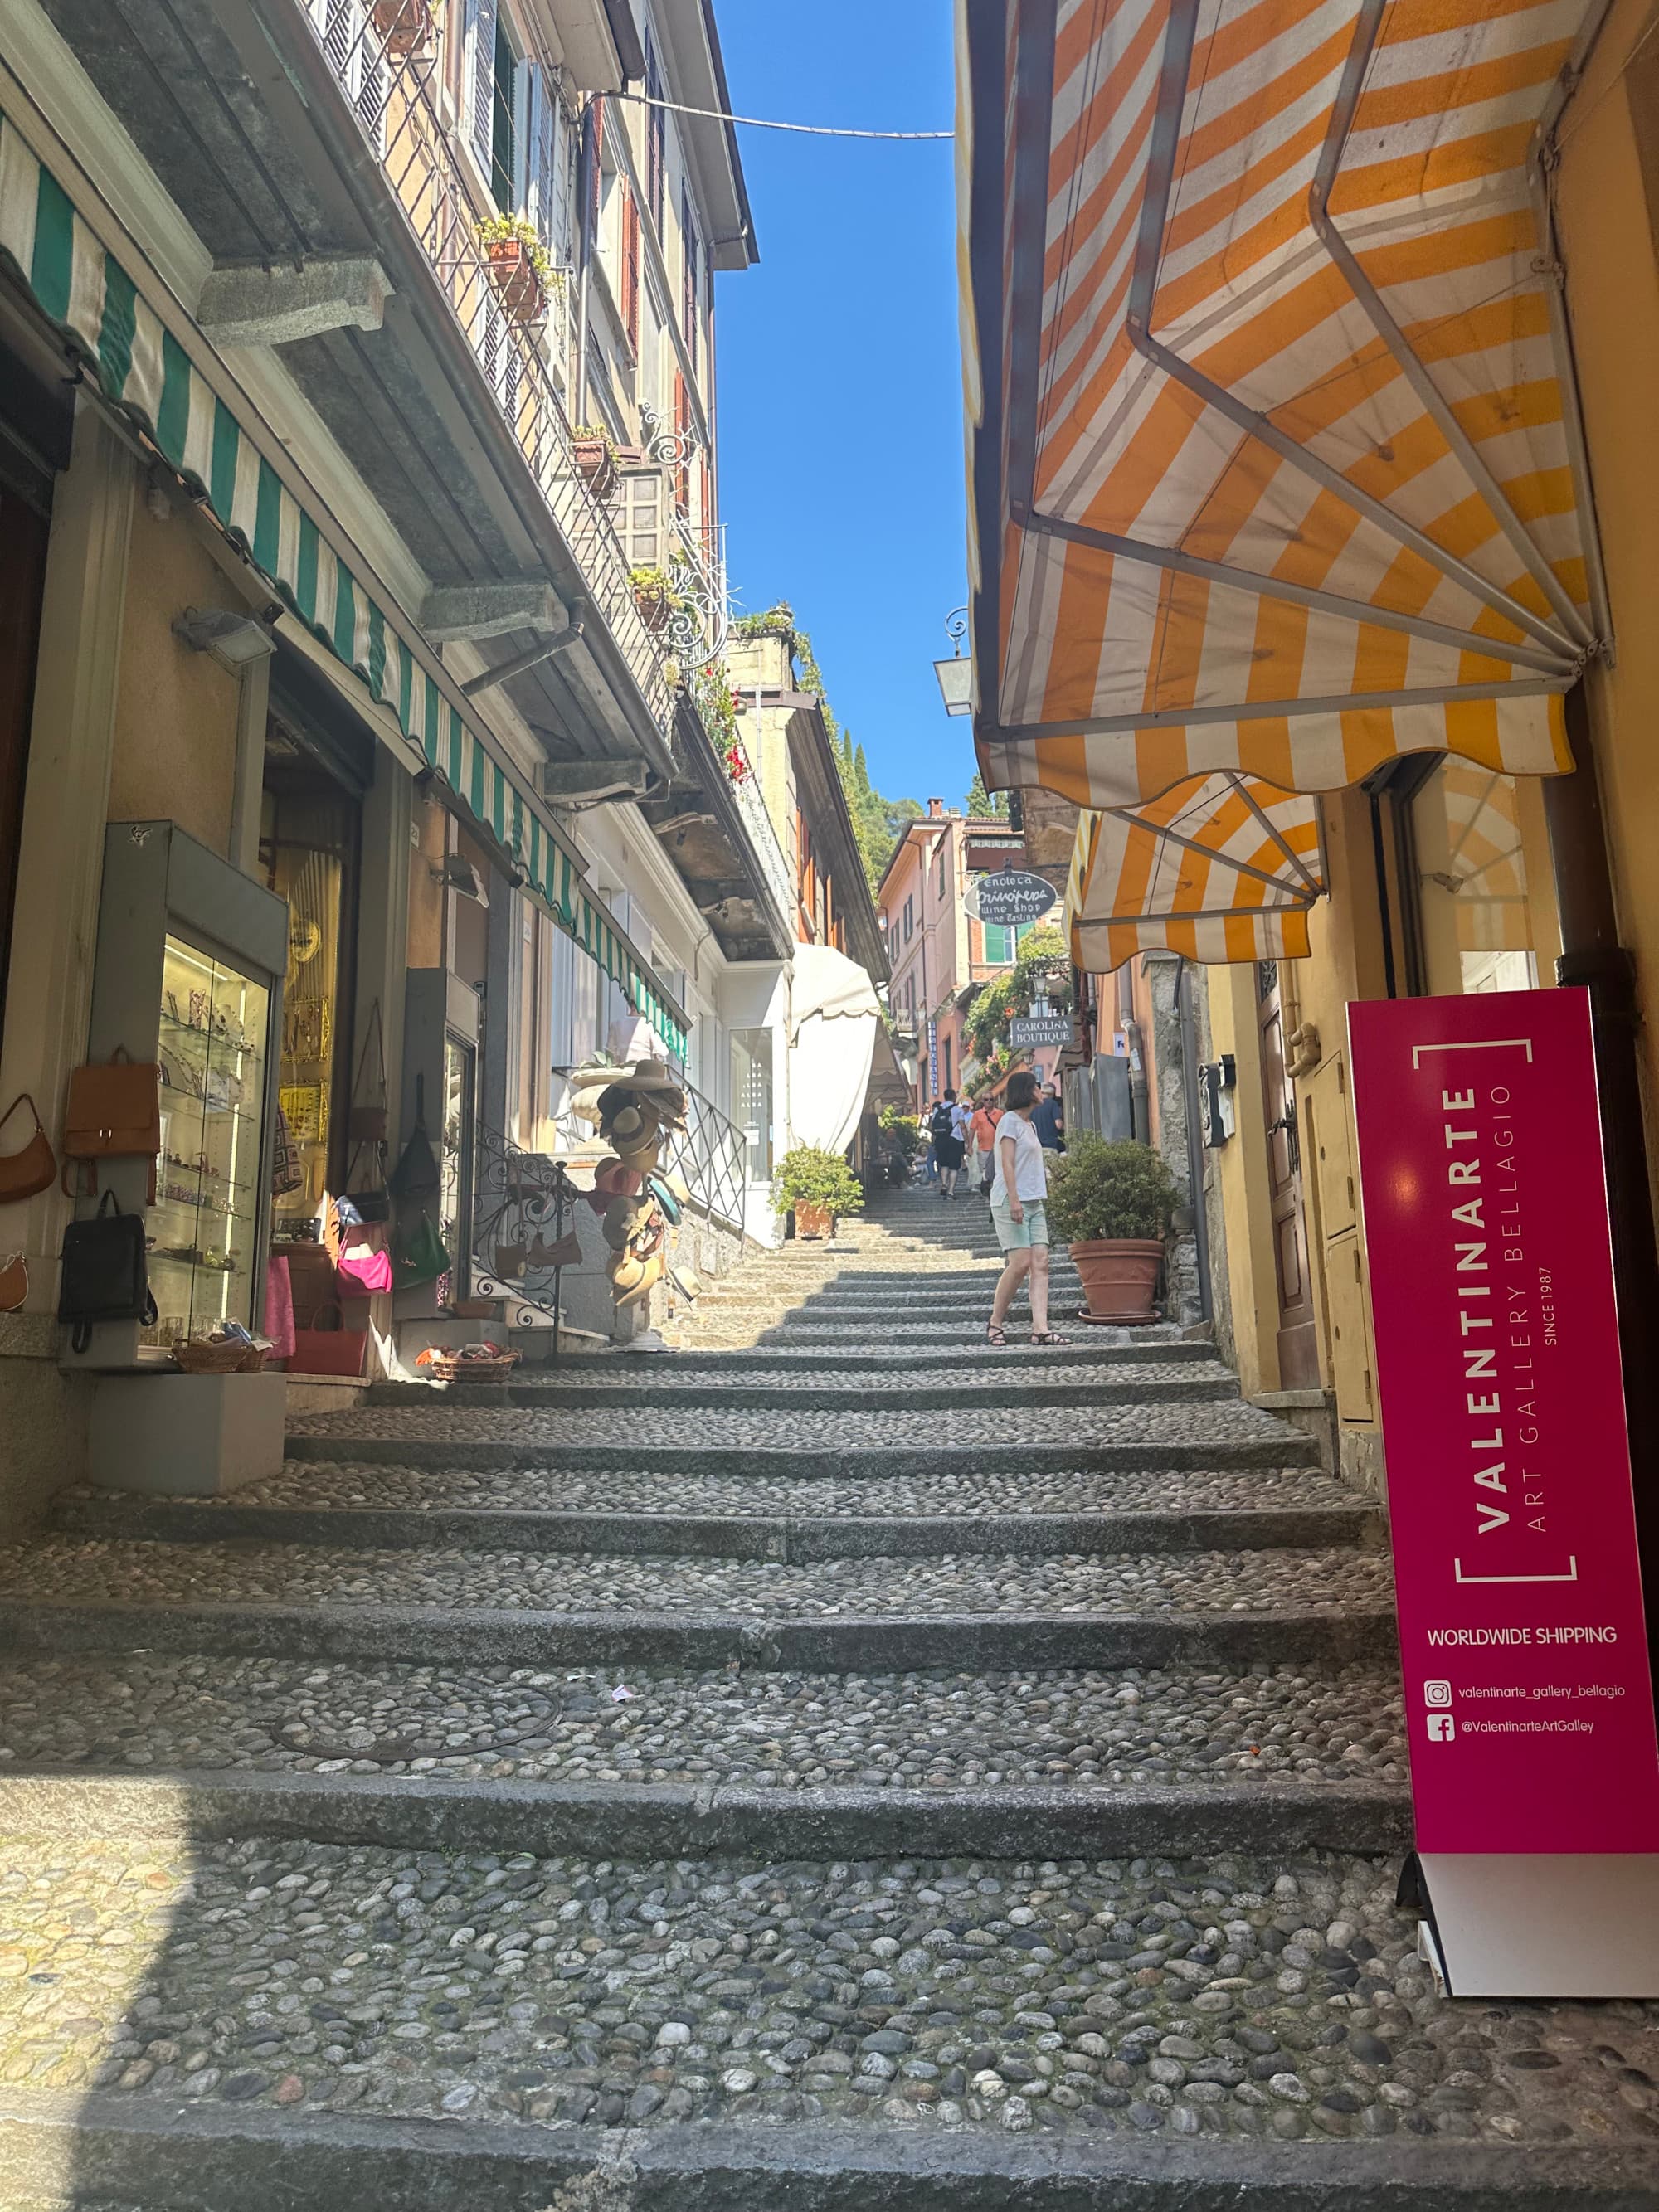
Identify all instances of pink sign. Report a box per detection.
[1348,988,1659,1854]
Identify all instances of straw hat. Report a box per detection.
[613,1246,666,1306]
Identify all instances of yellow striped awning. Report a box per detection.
[1068,776,1323,970]
[962,0,1610,956]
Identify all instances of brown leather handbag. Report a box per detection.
[0,1095,56,1204]
[61,1048,162,1199]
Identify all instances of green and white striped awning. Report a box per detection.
[0,105,687,1058]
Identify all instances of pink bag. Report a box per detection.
[263,1255,296,1362]
[337,1240,393,1295]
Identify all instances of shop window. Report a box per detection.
[730,1028,774,1180]
[261,775,360,1233]
[1406,761,1554,997]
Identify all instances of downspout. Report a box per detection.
[1124,1018,1151,1143]
[575,97,599,430]
[1178,960,1214,1324]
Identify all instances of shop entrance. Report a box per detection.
[1257,959,1319,1388]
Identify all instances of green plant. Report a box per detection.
[571,423,619,459]
[630,565,687,606]
[474,213,557,286]
[963,922,1072,1064]
[772,1145,866,1220]
[1046,1134,1180,1244]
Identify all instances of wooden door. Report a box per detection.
[1257,960,1319,1386]
[0,486,50,1031]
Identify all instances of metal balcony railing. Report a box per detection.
[659,1080,747,1235]
[298,0,673,730]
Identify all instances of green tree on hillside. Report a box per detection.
[965,771,1008,818]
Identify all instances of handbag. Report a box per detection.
[347,1001,389,1144]
[62,1048,162,1199]
[289,1297,368,1378]
[343,1138,391,1224]
[263,1254,296,1362]
[270,1104,304,1198]
[388,1073,440,1200]
[0,1095,56,1204]
[57,1189,157,1353]
[0,1252,26,1314]
[338,1237,393,1295]
[392,1205,450,1290]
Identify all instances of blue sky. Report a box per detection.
[712,0,974,809]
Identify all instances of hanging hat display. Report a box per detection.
[614,1247,666,1308]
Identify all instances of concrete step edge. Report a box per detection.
[282,1439,1325,1476]
[0,2088,1646,2212]
[50,1499,1383,1560]
[0,1766,1413,1860]
[0,1599,1398,1672]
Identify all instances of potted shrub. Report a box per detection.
[774,1145,865,1242]
[630,564,682,633]
[372,0,432,54]
[1046,1133,1180,1322]
[475,214,553,328]
[571,423,619,502]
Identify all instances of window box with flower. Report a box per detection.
[475,216,557,329]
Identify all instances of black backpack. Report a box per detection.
[929,1103,954,1140]
[58,1189,157,1354]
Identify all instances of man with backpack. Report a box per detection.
[929,1089,966,1199]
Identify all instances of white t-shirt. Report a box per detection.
[995,1111,1048,1203]
[951,1101,973,1142]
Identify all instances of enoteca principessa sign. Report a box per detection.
[1349,989,1659,1871]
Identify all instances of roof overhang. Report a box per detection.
[654,0,758,269]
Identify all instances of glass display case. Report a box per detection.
[71,821,288,1369]
[152,935,272,1345]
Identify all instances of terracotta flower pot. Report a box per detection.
[484,238,545,327]
[372,0,431,54]
[1069,1237,1163,1322]
[573,435,618,502]
[634,585,672,633]
[795,1200,834,1241]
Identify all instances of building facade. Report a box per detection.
[962,0,1659,1497]
[0,0,786,1524]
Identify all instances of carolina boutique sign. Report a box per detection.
[1349,989,1659,1858]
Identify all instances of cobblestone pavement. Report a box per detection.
[0,1185,1652,2204]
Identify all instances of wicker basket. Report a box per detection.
[172,1339,266,1374]
[425,1352,519,1384]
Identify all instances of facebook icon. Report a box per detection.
[1426,1714,1456,1743]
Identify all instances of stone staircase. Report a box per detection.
[0,1184,1652,2207]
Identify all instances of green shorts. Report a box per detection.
[991,1197,1048,1250]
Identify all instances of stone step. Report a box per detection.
[281,1403,1316,1482]
[715,1321,1191,1348]
[0,1539,1395,1672]
[0,1650,1407,1856]
[52,1486,1377,1562]
[0,1840,1650,2207]
[523,1341,1226,1373]
[354,1369,1241,1417]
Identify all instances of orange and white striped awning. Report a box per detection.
[961,0,1610,958]
[1068,776,1323,969]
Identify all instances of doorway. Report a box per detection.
[1257,958,1319,1387]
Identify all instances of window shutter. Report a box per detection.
[621,183,640,351]
[465,0,499,175]
[645,36,666,227]
[672,372,690,515]
[525,65,545,236]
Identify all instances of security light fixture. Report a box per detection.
[172,605,279,672]
[932,604,973,716]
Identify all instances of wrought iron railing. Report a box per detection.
[660,1079,747,1234]
[298,0,674,730]
[469,1118,582,1335]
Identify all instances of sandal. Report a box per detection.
[1030,1330,1072,1346]
[986,1321,1009,1347]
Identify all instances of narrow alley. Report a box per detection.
[0,1189,1652,2205]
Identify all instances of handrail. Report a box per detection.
[298,0,673,730]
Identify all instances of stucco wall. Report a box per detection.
[106,503,241,853]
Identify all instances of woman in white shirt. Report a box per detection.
[987,1068,1070,1346]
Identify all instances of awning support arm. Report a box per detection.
[1309,0,1595,652]
[989,674,1571,742]
[1085,899,1319,927]
[1013,503,1576,676]
[1112,0,1584,664]
[1105,805,1321,898]
[1225,772,1326,895]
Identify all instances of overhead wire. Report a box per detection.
[610,90,951,139]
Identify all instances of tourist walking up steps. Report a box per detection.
[987,1068,1070,1345]
[930,1089,966,1199]
[970,1096,1002,1198]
